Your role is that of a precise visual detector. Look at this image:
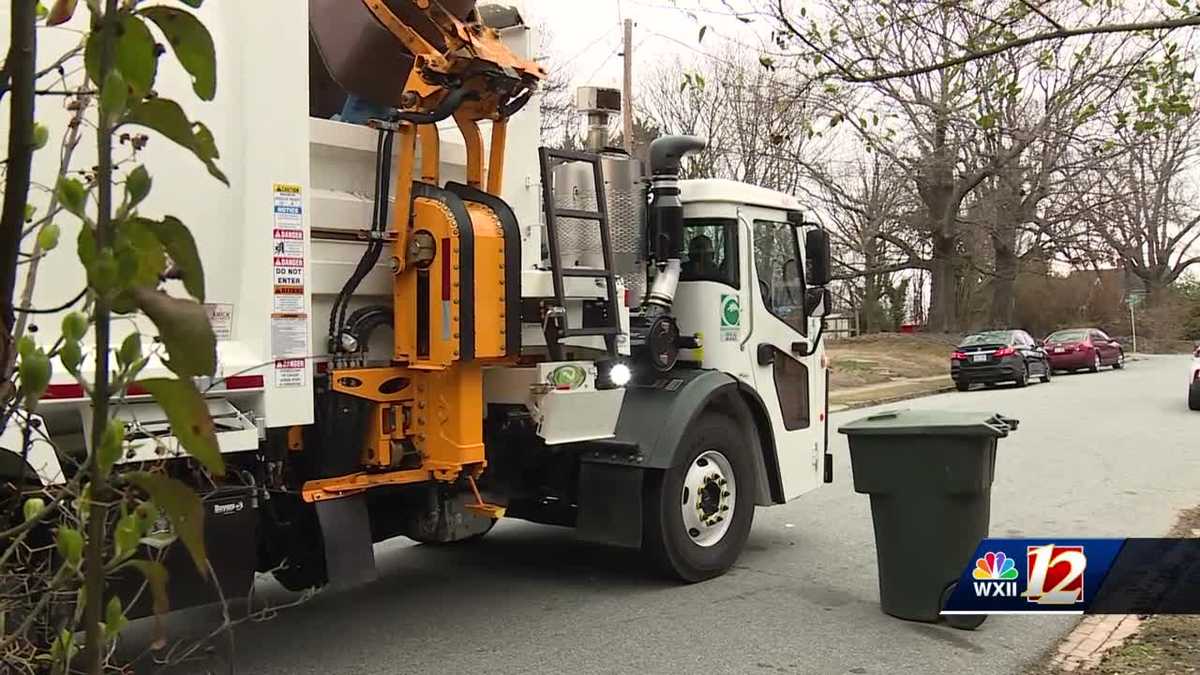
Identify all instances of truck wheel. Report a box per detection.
[1189,384,1200,411]
[408,519,497,545]
[643,412,756,582]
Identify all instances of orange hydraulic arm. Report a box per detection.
[302,1,542,506]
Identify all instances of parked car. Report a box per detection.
[1042,328,1125,373]
[951,329,1052,391]
[1189,345,1200,411]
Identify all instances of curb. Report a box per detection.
[830,383,956,412]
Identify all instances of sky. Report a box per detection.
[522,0,773,92]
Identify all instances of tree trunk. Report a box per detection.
[927,232,958,332]
[989,224,1018,328]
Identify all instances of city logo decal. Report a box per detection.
[1024,544,1086,605]
[972,551,1019,597]
[721,294,740,327]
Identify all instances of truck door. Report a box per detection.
[744,211,824,501]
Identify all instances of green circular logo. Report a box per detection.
[722,296,740,327]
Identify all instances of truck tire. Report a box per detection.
[642,411,756,582]
[1189,383,1200,411]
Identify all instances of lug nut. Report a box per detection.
[718,478,728,486]
[720,505,729,512]
[722,491,731,498]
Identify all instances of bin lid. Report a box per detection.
[838,409,1019,438]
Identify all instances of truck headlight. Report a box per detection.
[596,360,632,389]
[609,363,632,387]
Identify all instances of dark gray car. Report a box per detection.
[950,329,1051,391]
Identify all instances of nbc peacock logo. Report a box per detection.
[972,551,1019,597]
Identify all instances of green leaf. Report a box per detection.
[62,312,88,341]
[125,165,151,209]
[55,527,83,565]
[98,418,125,478]
[122,98,228,184]
[118,332,142,369]
[90,250,119,296]
[977,113,998,130]
[56,177,87,219]
[37,222,61,251]
[125,559,170,617]
[131,289,216,376]
[36,2,48,20]
[32,123,49,150]
[140,7,217,101]
[85,15,158,99]
[46,0,78,26]
[23,497,46,523]
[141,216,205,301]
[101,69,129,121]
[113,218,166,292]
[134,377,223,474]
[104,596,129,642]
[19,347,52,407]
[113,512,140,562]
[24,204,37,222]
[60,339,83,375]
[128,472,209,575]
[50,629,78,668]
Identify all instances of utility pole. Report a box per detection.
[622,18,634,154]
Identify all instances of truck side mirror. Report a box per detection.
[804,287,832,318]
[804,227,832,286]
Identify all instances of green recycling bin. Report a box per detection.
[839,409,1018,629]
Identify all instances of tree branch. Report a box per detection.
[820,14,1200,83]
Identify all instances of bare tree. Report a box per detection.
[1077,110,1200,303]
[638,50,814,193]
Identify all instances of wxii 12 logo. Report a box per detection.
[1024,544,1087,605]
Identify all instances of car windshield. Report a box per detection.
[1047,329,1089,342]
[960,331,1012,346]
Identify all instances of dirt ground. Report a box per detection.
[1031,506,1200,675]
[827,332,961,388]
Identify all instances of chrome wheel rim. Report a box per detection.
[681,450,735,547]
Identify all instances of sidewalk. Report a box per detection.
[829,374,953,412]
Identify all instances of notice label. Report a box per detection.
[271,314,308,359]
[205,303,234,340]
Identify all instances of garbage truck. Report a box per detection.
[6,0,835,605]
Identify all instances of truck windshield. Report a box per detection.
[680,218,739,288]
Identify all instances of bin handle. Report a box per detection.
[864,409,904,421]
[983,414,1019,437]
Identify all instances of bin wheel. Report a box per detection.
[643,411,756,582]
[940,582,986,630]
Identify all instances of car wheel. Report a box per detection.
[1189,383,1200,411]
[643,411,756,582]
[1113,351,1125,369]
[955,381,970,392]
[1039,362,1052,383]
[1014,363,1029,387]
[1089,351,1100,373]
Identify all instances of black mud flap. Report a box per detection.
[576,462,644,549]
[116,487,258,620]
[316,494,377,589]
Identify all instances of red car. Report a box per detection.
[1042,328,1126,372]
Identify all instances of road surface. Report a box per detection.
[154,355,1198,674]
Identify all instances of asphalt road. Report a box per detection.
[155,355,1198,675]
